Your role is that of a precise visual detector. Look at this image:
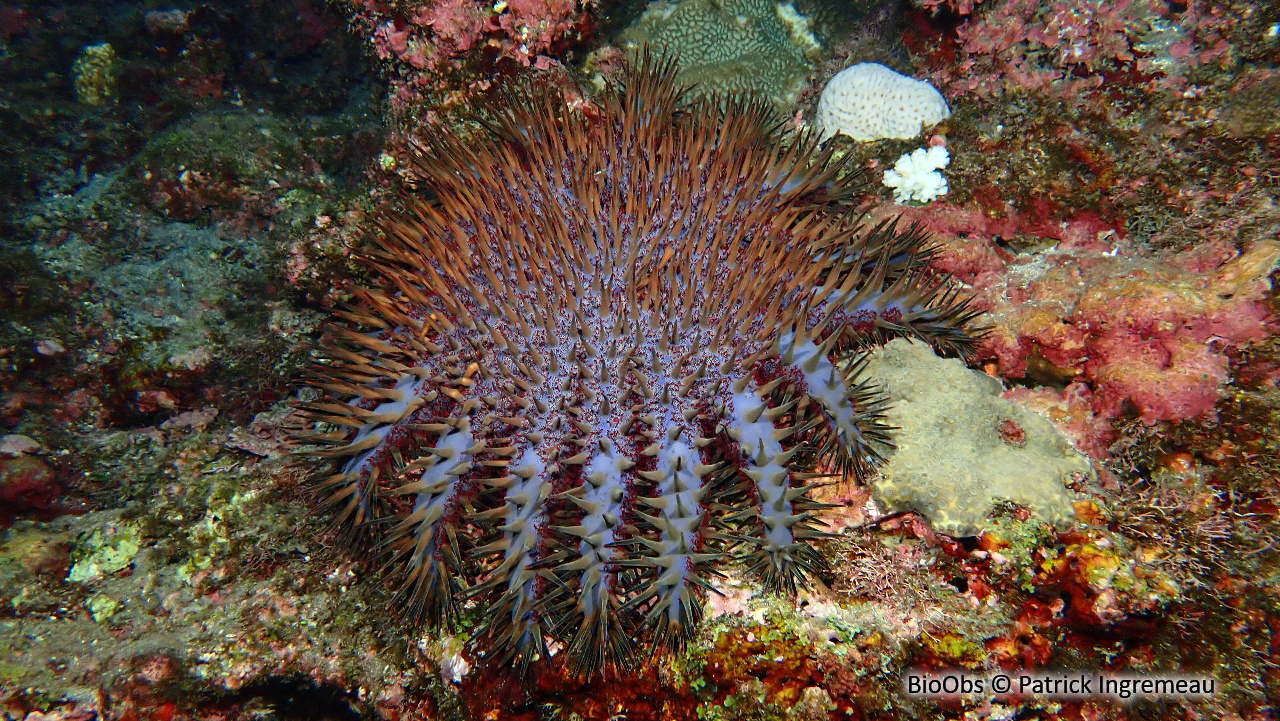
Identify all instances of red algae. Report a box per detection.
[879,202,1277,447]
[341,0,591,132]
[915,0,1247,102]
[0,455,61,525]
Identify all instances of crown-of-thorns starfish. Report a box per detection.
[292,54,983,677]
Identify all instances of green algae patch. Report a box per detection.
[921,632,988,670]
[980,515,1059,592]
[674,596,850,717]
[67,521,142,583]
[177,485,262,585]
[0,645,27,682]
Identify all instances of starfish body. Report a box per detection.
[295,56,981,676]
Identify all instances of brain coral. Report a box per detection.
[864,339,1090,536]
[816,63,951,142]
[292,56,982,677]
[620,0,817,106]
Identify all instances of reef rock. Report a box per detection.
[816,63,950,142]
[865,339,1090,536]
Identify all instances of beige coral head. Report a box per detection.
[816,62,950,142]
[73,43,120,106]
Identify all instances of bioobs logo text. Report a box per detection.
[904,671,1217,702]
[905,673,988,696]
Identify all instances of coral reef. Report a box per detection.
[4,50,377,437]
[0,0,1278,715]
[914,0,1246,101]
[8,156,330,433]
[38,221,271,373]
[619,0,818,107]
[894,202,1280,438]
[127,111,335,228]
[0,426,401,720]
[292,56,982,676]
[815,62,950,142]
[864,338,1092,536]
[334,0,592,132]
[0,0,370,221]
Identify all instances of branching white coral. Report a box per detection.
[882,145,950,205]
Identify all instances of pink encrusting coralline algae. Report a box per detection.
[916,0,1239,99]
[347,0,591,131]
[359,0,587,73]
[886,203,1279,456]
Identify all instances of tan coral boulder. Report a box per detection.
[864,339,1092,536]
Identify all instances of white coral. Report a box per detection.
[816,63,950,142]
[882,145,950,205]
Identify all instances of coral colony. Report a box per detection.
[882,146,951,205]
[815,62,950,143]
[292,57,982,676]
